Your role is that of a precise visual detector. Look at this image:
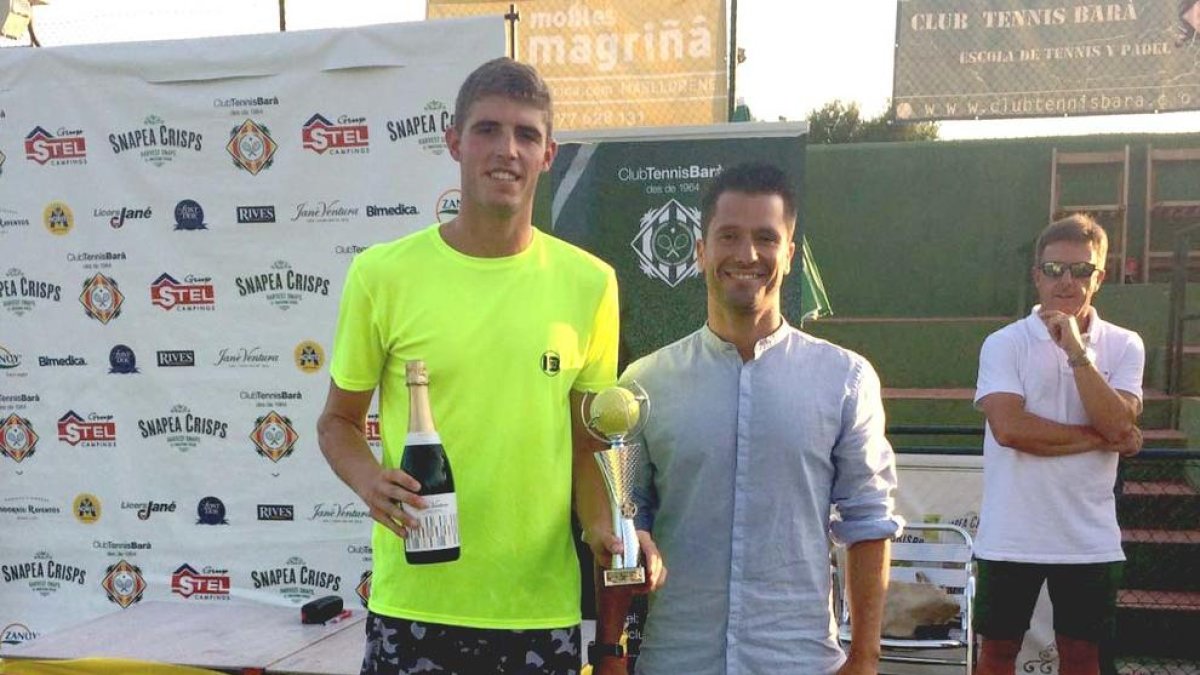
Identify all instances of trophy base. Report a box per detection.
[603,566,646,587]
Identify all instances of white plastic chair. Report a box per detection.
[836,522,976,674]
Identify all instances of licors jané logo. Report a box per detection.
[3,551,86,597]
[138,404,228,453]
[251,411,299,463]
[79,273,125,324]
[226,119,278,175]
[234,260,329,311]
[150,273,216,311]
[42,201,74,236]
[57,411,117,447]
[24,126,87,166]
[0,414,39,463]
[101,559,145,608]
[2,268,62,317]
[97,206,152,229]
[171,563,231,600]
[631,199,704,288]
[108,113,202,168]
[435,188,460,224]
[174,199,207,230]
[301,113,370,155]
[74,493,101,524]
[294,340,324,374]
[251,556,341,604]
[387,100,453,155]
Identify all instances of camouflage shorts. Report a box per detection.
[360,611,580,675]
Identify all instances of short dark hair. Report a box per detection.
[1036,213,1108,267]
[454,58,553,136]
[700,162,798,237]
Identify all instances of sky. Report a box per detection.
[3,0,1198,140]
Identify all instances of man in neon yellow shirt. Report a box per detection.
[317,58,652,675]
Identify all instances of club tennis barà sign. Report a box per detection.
[893,0,1200,120]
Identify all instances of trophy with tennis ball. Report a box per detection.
[581,383,650,586]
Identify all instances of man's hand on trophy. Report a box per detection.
[355,465,424,539]
[636,530,667,593]
[583,526,625,568]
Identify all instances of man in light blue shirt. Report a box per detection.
[614,162,902,675]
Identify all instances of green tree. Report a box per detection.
[806,99,938,143]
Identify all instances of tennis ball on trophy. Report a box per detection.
[590,387,641,436]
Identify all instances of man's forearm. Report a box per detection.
[317,413,381,494]
[992,410,1108,457]
[1072,363,1137,441]
[845,538,890,662]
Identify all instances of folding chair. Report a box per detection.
[836,523,976,674]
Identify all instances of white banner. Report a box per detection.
[0,17,505,650]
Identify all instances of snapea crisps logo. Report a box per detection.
[43,201,74,236]
[294,340,324,373]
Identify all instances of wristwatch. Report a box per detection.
[588,641,626,663]
[1067,351,1091,368]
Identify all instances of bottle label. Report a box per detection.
[402,493,460,552]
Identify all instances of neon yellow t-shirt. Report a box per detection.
[330,224,619,628]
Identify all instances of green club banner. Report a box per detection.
[537,127,824,366]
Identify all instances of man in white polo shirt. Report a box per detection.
[974,214,1144,675]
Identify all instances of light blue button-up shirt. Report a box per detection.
[622,322,902,675]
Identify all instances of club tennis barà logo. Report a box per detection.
[631,199,703,288]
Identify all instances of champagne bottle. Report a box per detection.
[399,360,460,564]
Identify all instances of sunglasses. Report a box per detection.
[1038,261,1100,278]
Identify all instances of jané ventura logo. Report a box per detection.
[301,114,369,155]
[24,126,87,166]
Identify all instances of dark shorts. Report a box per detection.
[360,612,580,675]
[973,559,1123,642]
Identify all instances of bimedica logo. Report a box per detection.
[301,114,369,155]
[150,273,215,311]
[24,126,87,166]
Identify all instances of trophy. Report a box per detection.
[581,383,650,586]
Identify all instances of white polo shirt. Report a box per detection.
[974,306,1144,563]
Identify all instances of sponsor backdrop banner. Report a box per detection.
[539,126,812,364]
[427,0,728,130]
[893,0,1200,121]
[0,18,504,650]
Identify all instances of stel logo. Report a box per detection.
[101,559,145,609]
[79,273,125,324]
[301,114,370,155]
[226,119,278,175]
[631,199,704,288]
[435,188,460,224]
[57,411,117,447]
[24,126,87,166]
[150,273,216,311]
[74,493,101,524]
[174,199,207,230]
[42,201,74,236]
[171,563,231,599]
[365,414,381,447]
[251,411,298,463]
[1,414,39,463]
[294,340,324,374]
[356,570,371,607]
